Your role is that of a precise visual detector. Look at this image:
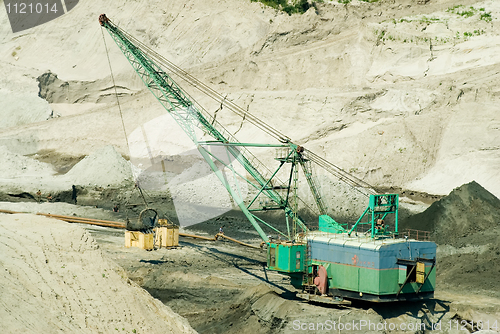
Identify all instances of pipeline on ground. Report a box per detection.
[180,232,262,249]
[0,209,262,249]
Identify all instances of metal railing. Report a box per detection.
[400,229,431,241]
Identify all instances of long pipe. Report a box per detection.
[36,212,125,224]
[0,209,19,214]
[36,213,126,228]
[0,209,261,249]
[180,232,262,249]
[217,233,262,249]
[179,232,216,241]
[0,209,125,228]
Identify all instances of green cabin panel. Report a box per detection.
[328,264,359,291]
[267,243,306,273]
[358,267,381,294]
[378,268,399,294]
[398,265,407,284]
[318,215,346,233]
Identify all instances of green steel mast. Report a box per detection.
[99,14,310,241]
[99,14,387,245]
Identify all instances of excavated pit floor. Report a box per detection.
[2,178,500,333]
[84,221,500,334]
[2,186,500,333]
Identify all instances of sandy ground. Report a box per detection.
[2,190,500,333]
[0,213,195,334]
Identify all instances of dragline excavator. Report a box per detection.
[99,14,436,303]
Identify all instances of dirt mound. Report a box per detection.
[0,145,62,193]
[65,145,134,188]
[0,213,195,333]
[189,284,290,334]
[402,181,500,247]
[437,244,500,296]
[402,181,500,295]
[0,145,56,179]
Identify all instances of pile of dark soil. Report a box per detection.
[436,244,500,296]
[401,181,500,296]
[401,181,500,247]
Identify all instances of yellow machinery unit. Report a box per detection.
[154,219,179,248]
[125,230,154,250]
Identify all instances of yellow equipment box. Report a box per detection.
[416,261,426,284]
[125,230,154,250]
[154,223,179,248]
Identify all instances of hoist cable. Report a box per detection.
[101,26,149,209]
[106,20,378,197]
[114,24,290,142]
[101,26,130,154]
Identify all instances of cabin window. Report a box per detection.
[269,247,276,267]
[399,264,417,284]
[295,251,301,269]
[406,265,417,282]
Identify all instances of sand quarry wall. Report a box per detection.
[0,213,196,334]
[1,0,500,201]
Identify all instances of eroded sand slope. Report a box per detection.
[0,0,499,202]
[0,213,196,334]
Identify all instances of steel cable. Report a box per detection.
[106,20,378,201]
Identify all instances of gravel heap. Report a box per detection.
[402,181,500,247]
[65,145,134,188]
[401,181,500,294]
